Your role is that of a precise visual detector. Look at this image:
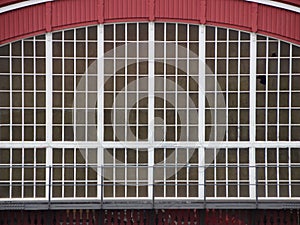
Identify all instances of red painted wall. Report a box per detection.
[0,0,299,45]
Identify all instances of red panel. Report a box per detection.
[277,0,300,7]
[0,0,300,46]
[155,0,200,22]
[0,3,45,45]
[0,0,22,7]
[206,0,252,30]
[51,0,98,29]
[257,4,300,45]
[103,0,149,22]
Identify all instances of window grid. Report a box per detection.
[0,148,46,199]
[205,27,250,142]
[0,36,46,142]
[103,148,148,198]
[52,26,98,142]
[153,148,199,198]
[154,23,199,142]
[256,148,300,198]
[205,148,250,198]
[52,148,98,198]
[0,23,299,201]
[103,23,149,142]
[256,36,300,141]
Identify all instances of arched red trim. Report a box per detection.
[0,0,299,46]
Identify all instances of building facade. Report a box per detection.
[0,0,299,224]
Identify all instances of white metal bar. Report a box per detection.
[9,43,12,143]
[226,29,229,144]
[85,27,89,142]
[164,23,167,144]
[33,38,37,142]
[45,32,53,200]
[237,31,241,142]
[249,32,257,199]
[277,41,280,142]
[21,39,24,143]
[276,42,281,197]
[62,32,65,142]
[97,24,104,199]
[265,148,268,197]
[199,25,206,199]
[288,147,291,197]
[225,29,229,197]
[9,148,12,198]
[288,43,292,197]
[288,43,292,143]
[20,149,24,198]
[214,27,218,142]
[265,38,269,142]
[1,140,300,149]
[73,31,77,142]
[148,22,155,199]
[124,24,128,143]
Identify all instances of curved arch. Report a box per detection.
[0,0,299,46]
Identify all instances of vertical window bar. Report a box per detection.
[225,29,229,197]
[214,148,217,198]
[33,148,36,198]
[276,147,279,197]
[199,25,206,199]
[9,42,12,198]
[9,43,12,142]
[187,25,190,142]
[265,38,269,142]
[9,148,12,198]
[98,24,104,200]
[85,27,88,142]
[33,37,36,142]
[237,31,241,142]
[249,32,257,199]
[21,40,24,143]
[113,148,115,197]
[164,23,167,143]
[277,42,280,142]
[288,44,292,197]
[125,23,128,142]
[62,32,65,142]
[276,42,280,197]
[21,148,24,198]
[45,32,53,200]
[265,148,268,197]
[226,29,229,143]
[113,24,116,141]
[288,147,291,197]
[175,24,178,142]
[237,148,240,197]
[73,31,77,142]
[226,148,228,197]
[85,149,88,198]
[214,27,217,142]
[148,22,155,199]
[288,44,292,143]
[73,149,76,198]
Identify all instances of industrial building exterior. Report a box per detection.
[0,0,299,224]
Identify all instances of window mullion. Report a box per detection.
[45,32,53,201]
[148,22,155,200]
[249,32,257,199]
[98,24,104,200]
[199,25,205,200]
